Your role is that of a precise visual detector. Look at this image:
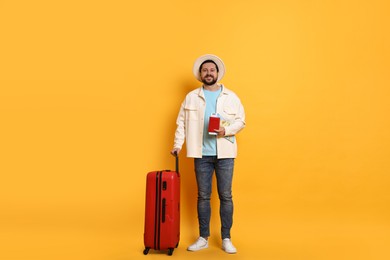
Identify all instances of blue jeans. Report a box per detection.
[194,156,234,239]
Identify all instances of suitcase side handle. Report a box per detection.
[161,198,166,223]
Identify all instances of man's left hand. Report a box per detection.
[214,127,225,137]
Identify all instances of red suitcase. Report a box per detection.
[143,154,180,256]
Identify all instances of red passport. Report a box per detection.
[208,114,220,135]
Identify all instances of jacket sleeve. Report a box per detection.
[173,100,186,149]
[224,97,246,136]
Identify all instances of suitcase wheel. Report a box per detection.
[143,248,150,255]
[168,248,174,256]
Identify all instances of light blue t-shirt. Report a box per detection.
[203,87,222,156]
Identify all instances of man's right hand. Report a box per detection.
[170,148,180,156]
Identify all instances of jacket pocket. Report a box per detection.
[185,106,199,121]
[222,106,237,122]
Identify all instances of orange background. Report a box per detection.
[1,1,389,259]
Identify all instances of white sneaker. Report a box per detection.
[222,238,237,254]
[187,237,209,251]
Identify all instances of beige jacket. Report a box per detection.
[173,85,246,158]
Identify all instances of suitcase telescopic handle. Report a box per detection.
[174,151,179,174]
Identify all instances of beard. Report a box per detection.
[201,75,217,86]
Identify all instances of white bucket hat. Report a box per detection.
[193,54,225,82]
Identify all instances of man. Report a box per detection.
[171,54,246,254]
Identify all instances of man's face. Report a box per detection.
[200,62,218,86]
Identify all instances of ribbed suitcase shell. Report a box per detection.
[143,169,180,256]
